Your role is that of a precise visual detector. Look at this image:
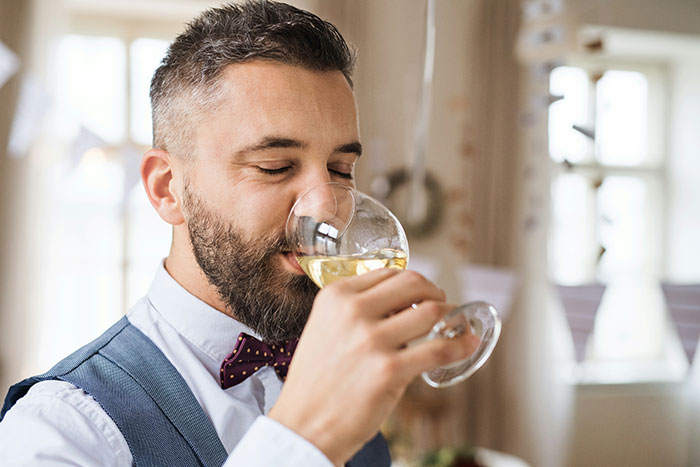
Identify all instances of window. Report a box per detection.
[28,18,175,372]
[548,62,688,382]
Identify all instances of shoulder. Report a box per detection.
[0,380,132,466]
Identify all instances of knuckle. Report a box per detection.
[422,302,443,322]
[377,355,400,378]
[357,322,378,347]
[374,370,393,389]
[317,282,342,302]
[434,340,468,366]
[324,279,347,295]
[354,319,386,350]
[437,345,456,365]
[402,270,424,285]
[347,296,368,319]
[444,335,476,364]
[460,334,479,358]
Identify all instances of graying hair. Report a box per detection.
[150,0,356,158]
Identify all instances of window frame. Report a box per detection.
[547,58,687,383]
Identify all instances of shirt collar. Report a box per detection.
[146,260,260,362]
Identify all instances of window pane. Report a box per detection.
[596,70,648,166]
[130,38,170,145]
[589,277,666,363]
[56,35,126,144]
[549,173,598,284]
[597,175,663,281]
[549,66,592,163]
[36,149,125,370]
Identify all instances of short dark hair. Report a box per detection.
[150,0,356,157]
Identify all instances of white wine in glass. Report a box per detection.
[286,182,500,387]
[297,248,409,288]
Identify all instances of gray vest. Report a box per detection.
[1,317,391,467]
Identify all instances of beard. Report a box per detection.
[182,182,318,343]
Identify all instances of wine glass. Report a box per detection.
[286,182,501,388]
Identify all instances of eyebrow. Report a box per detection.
[233,136,362,159]
[335,141,362,157]
[234,137,306,157]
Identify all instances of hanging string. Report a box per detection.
[407,0,436,226]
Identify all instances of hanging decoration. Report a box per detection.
[557,284,606,362]
[7,75,52,159]
[459,265,518,323]
[0,40,19,90]
[372,0,444,239]
[662,284,700,364]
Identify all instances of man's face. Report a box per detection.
[180,61,360,342]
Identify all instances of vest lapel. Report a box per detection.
[346,432,392,467]
[97,322,229,467]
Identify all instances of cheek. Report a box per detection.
[234,188,296,239]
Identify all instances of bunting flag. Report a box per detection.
[0,40,19,89]
[458,265,518,322]
[7,75,52,159]
[69,126,105,169]
[557,284,606,362]
[661,284,700,364]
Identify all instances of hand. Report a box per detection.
[268,268,479,466]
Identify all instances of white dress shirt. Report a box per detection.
[0,262,333,467]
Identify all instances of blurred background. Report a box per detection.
[0,0,699,466]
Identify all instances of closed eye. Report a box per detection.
[256,166,292,175]
[255,165,352,178]
[330,169,353,179]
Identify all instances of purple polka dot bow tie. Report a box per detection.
[220,333,299,389]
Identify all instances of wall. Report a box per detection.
[0,0,33,395]
[570,383,689,466]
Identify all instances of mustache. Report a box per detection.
[249,234,290,260]
[268,235,289,252]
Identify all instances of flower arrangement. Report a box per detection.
[418,446,485,467]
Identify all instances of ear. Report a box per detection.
[141,149,185,225]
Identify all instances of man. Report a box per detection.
[0,2,476,465]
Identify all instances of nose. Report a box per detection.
[288,165,337,219]
[288,182,355,248]
[292,182,344,224]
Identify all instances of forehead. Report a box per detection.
[220,60,354,106]
[188,61,359,163]
[204,61,359,142]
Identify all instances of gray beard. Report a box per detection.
[182,183,318,343]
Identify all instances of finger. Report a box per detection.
[360,270,446,318]
[395,331,481,379]
[331,267,402,293]
[377,302,455,348]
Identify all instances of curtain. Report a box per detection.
[454,1,575,466]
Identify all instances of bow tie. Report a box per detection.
[220,333,299,389]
